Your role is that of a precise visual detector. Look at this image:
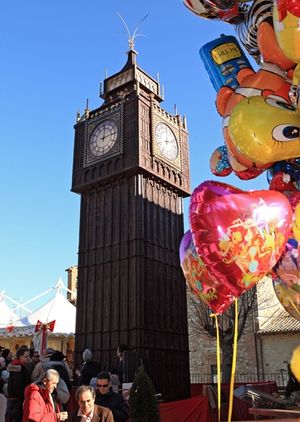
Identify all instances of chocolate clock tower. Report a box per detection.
[71,46,191,401]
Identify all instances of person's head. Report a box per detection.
[117,344,128,359]
[50,351,65,362]
[44,347,55,357]
[41,369,60,393]
[31,350,40,364]
[75,385,95,416]
[96,372,111,395]
[82,348,93,362]
[16,347,30,363]
[2,349,12,361]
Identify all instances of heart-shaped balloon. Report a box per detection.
[273,238,300,293]
[273,277,300,321]
[180,230,235,313]
[189,181,293,298]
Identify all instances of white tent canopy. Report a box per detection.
[0,293,19,328]
[17,290,76,334]
[0,279,76,337]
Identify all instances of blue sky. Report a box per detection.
[0,0,266,309]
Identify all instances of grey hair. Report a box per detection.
[82,348,93,361]
[75,385,95,402]
[42,368,60,381]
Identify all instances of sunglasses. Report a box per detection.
[97,383,109,388]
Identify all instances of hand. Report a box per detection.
[57,411,68,421]
[75,369,80,376]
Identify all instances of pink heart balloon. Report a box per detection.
[189,181,293,298]
[180,230,235,314]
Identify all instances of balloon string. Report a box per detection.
[211,313,221,422]
[228,298,238,422]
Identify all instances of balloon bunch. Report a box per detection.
[181,180,292,314]
[184,0,274,64]
[181,0,300,318]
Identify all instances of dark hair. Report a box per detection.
[1,349,10,359]
[97,371,111,382]
[16,347,29,359]
[118,344,128,354]
[50,351,65,362]
[75,385,95,402]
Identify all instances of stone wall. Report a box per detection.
[188,294,258,381]
[188,277,300,384]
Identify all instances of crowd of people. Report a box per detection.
[0,344,129,422]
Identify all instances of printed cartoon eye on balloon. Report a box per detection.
[228,95,300,168]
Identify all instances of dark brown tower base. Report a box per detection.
[75,174,190,401]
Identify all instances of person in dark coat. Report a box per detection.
[95,372,129,422]
[111,344,128,387]
[1,349,12,367]
[6,347,31,422]
[75,349,100,386]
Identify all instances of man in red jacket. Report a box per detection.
[23,369,68,422]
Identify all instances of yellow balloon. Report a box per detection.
[273,2,300,64]
[273,1,300,88]
[291,345,300,382]
[228,95,300,167]
[293,204,300,242]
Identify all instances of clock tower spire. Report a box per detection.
[72,45,191,401]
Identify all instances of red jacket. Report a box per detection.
[22,384,59,422]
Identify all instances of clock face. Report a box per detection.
[89,119,118,157]
[155,122,178,161]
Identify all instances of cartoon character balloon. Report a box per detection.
[189,181,293,297]
[215,28,293,174]
[180,230,235,313]
[228,95,300,168]
[184,0,287,64]
[273,0,300,103]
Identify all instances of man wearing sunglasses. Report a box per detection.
[95,372,129,422]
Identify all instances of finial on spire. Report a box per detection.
[84,98,90,118]
[117,12,148,51]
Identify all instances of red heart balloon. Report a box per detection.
[179,230,235,314]
[189,181,293,298]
